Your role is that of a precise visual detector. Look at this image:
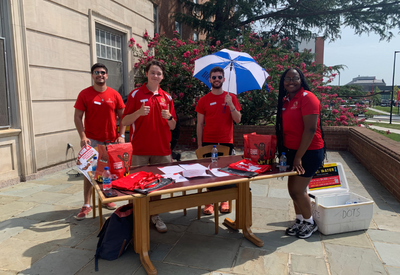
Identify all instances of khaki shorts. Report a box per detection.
[131,155,172,167]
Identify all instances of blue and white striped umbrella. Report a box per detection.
[193,49,269,94]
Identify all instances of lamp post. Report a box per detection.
[390,51,400,124]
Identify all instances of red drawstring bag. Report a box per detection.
[94,143,133,182]
[243,133,276,165]
[112,171,163,191]
[228,159,270,174]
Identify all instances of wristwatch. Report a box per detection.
[168,115,173,121]
[119,134,125,138]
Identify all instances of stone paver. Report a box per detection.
[324,243,387,275]
[0,150,399,274]
[290,254,329,275]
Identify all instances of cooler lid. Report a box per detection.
[307,162,349,195]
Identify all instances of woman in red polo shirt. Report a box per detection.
[275,68,326,239]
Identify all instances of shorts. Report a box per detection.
[285,148,324,178]
[202,142,234,155]
[88,138,106,149]
[131,155,172,167]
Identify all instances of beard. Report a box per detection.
[211,81,223,89]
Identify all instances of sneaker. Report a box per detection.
[285,219,302,236]
[151,215,167,233]
[103,202,117,210]
[75,206,92,220]
[296,221,318,239]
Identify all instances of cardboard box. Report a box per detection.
[308,162,373,235]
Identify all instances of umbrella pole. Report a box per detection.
[223,61,233,112]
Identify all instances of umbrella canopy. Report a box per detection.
[193,49,269,95]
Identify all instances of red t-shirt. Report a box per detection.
[123,84,176,156]
[74,86,125,142]
[282,88,324,150]
[195,91,241,143]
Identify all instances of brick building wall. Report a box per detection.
[348,127,400,202]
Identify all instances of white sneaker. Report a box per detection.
[151,215,167,233]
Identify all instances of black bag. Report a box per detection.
[95,203,133,271]
[219,167,258,178]
[133,177,175,195]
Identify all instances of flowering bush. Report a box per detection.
[129,30,370,126]
[320,93,371,126]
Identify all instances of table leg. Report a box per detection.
[98,198,103,228]
[134,196,156,275]
[92,186,96,219]
[214,202,219,234]
[224,182,263,247]
[197,188,202,219]
[241,182,263,247]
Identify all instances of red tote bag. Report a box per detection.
[243,133,277,165]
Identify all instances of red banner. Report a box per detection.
[396,90,400,107]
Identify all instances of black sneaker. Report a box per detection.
[285,219,302,236]
[296,221,318,239]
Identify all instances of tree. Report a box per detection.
[129,30,368,128]
[175,0,400,44]
[372,87,382,106]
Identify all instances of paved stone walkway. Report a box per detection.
[0,151,400,275]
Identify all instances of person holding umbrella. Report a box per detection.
[275,68,326,239]
[195,66,242,214]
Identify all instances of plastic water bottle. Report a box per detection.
[211,145,218,163]
[102,167,112,191]
[279,152,287,172]
[91,156,97,172]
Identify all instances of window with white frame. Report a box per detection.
[0,2,11,128]
[175,21,182,35]
[95,25,125,97]
[95,29,122,62]
[153,4,159,35]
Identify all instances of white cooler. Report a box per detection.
[308,162,373,235]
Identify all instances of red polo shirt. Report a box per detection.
[282,88,324,150]
[195,91,241,143]
[74,86,125,142]
[123,84,176,156]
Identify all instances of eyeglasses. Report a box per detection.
[94,71,106,76]
[284,76,300,82]
[211,75,223,80]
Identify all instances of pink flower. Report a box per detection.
[183,51,191,58]
[191,137,196,143]
[332,109,339,115]
[216,40,221,46]
[128,44,133,48]
[387,130,391,135]
[144,30,149,39]
[179,92,184,99]
[129,38,135,43]
[341,121,348,126]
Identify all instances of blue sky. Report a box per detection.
[324,27,400,86]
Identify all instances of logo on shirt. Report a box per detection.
[106,98,113,104]
[159,97,167,107]
[291,101,298,109]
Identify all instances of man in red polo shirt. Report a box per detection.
[121,60,176,233]
[195,66,242,215]
[74,63,126,220]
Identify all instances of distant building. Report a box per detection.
[152,0,207,41]
[346,76,387,93]
[296,37,325,64]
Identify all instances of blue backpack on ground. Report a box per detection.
[95,203,133,271]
